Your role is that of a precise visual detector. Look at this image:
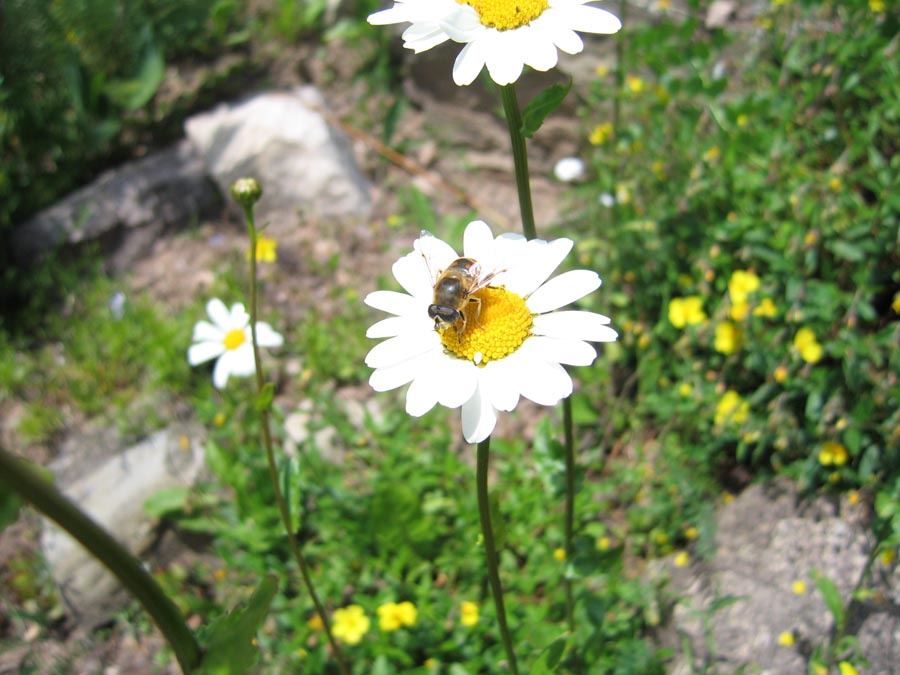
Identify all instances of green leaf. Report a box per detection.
[144,486,191,518]
[102,27,164,111]
[0,488,21,531]
[521,80,572,138]
[812,570,846,631]
[828,240,865,262]
[255,383,275,412]
[197,574,278,674]
[529,634,569,674]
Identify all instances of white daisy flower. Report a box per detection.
[368,0,622,86]
[553,156,586,182]
[364,220,617,443]
[188,298,284,389]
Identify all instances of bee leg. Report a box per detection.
[468,296,484,330]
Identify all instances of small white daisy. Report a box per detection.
[368,0,622,86]
[364,220,617,443]
[188,298,284,389]
[553,156,586,182]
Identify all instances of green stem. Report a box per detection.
[499,81,580,635]
[476,437,519,675]
[0,447,201,673]
[241,206,350,675]
[563,397,575,631]
[500,84,537,241]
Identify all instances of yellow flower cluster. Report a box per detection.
[460,601,480,627]
[589,122,614,145]
[794,327,823,363]
[332,605,370,645]
[715,390,749,426]
[377,601,418,632]
[668,296,707,328]
[715,321,743,355]
[818,441,848,467]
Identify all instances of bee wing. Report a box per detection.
[467,267,507,295]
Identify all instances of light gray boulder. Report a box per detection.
[41,425,206,627]
[184,86,372,223]
[10,141,219,269]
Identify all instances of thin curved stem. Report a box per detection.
[563,397,575,631]
[0,447,202,673]
[241,206,350,675]
[500,84,537,242]
[476,437,520,675]
[499,82,580,634]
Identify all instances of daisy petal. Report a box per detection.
[254,322,284,348]
[433,358,478,408]
[369,355,429,392]
[505,237,573,297]
[365,290,420,317]
[518,360,573,405]
[366,332,439,369]
[206,298,231,330]
[192,320,223,343]
[525,336,597,366]
[461,385,497,443]
[566,5,622,34]
[406,374,442,417]
[228,302,249,328]
[480,360,521,412]
[453,40,487,86]
[463,220,495,261]
[367,315,431,338]
[527,270,601,314]
[393,250,434,299]
[188,340,225,366]
[532,311,617,342]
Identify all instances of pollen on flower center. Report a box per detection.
[440,286,533,365]
[459,0,550,30]
[223,328,246,351]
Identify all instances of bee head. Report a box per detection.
[428,304,463,330]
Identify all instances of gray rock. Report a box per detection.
[10,141,220,269]
[659,479,899,675]
[41,425,206,627]
[184,86,372,223]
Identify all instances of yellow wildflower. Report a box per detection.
[728,270,761,304]
[715,321,744,355]
[812,664,828,675]
[377,601,418,632]
[723,493,735,504]
[791,580,807,595]
[881,548,896,565]
[828,176,842,192]
[626,75,644,93]
[703,146,720,162]
[736,113,748,127]
[674,551,690,567]
[668,296,707,328]
[213,412,226,426]
[332,605,370,645]
[460,601,479,627]
[308,613,324,631]
[425,658,438,668]
[847,490,861,505]
[777,631,795,646]
[753,298,778,318]
[553,548,567,562]
[818,441,848,467]
[729,300,750,321]
[838,662,859,675]
[589,122,614,145]
[684,526,699,540]
[678,383,693,397]
[773,365,788,383]
[715,390,749,426]
[794,327,823,363]
[597,536,612,551]
[891,291,900,314]
[870,0,885,10]
[248,235,278,263]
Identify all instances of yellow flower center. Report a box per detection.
[440,286,533,365]
[223,328,246,351]
[459,0,550,30]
